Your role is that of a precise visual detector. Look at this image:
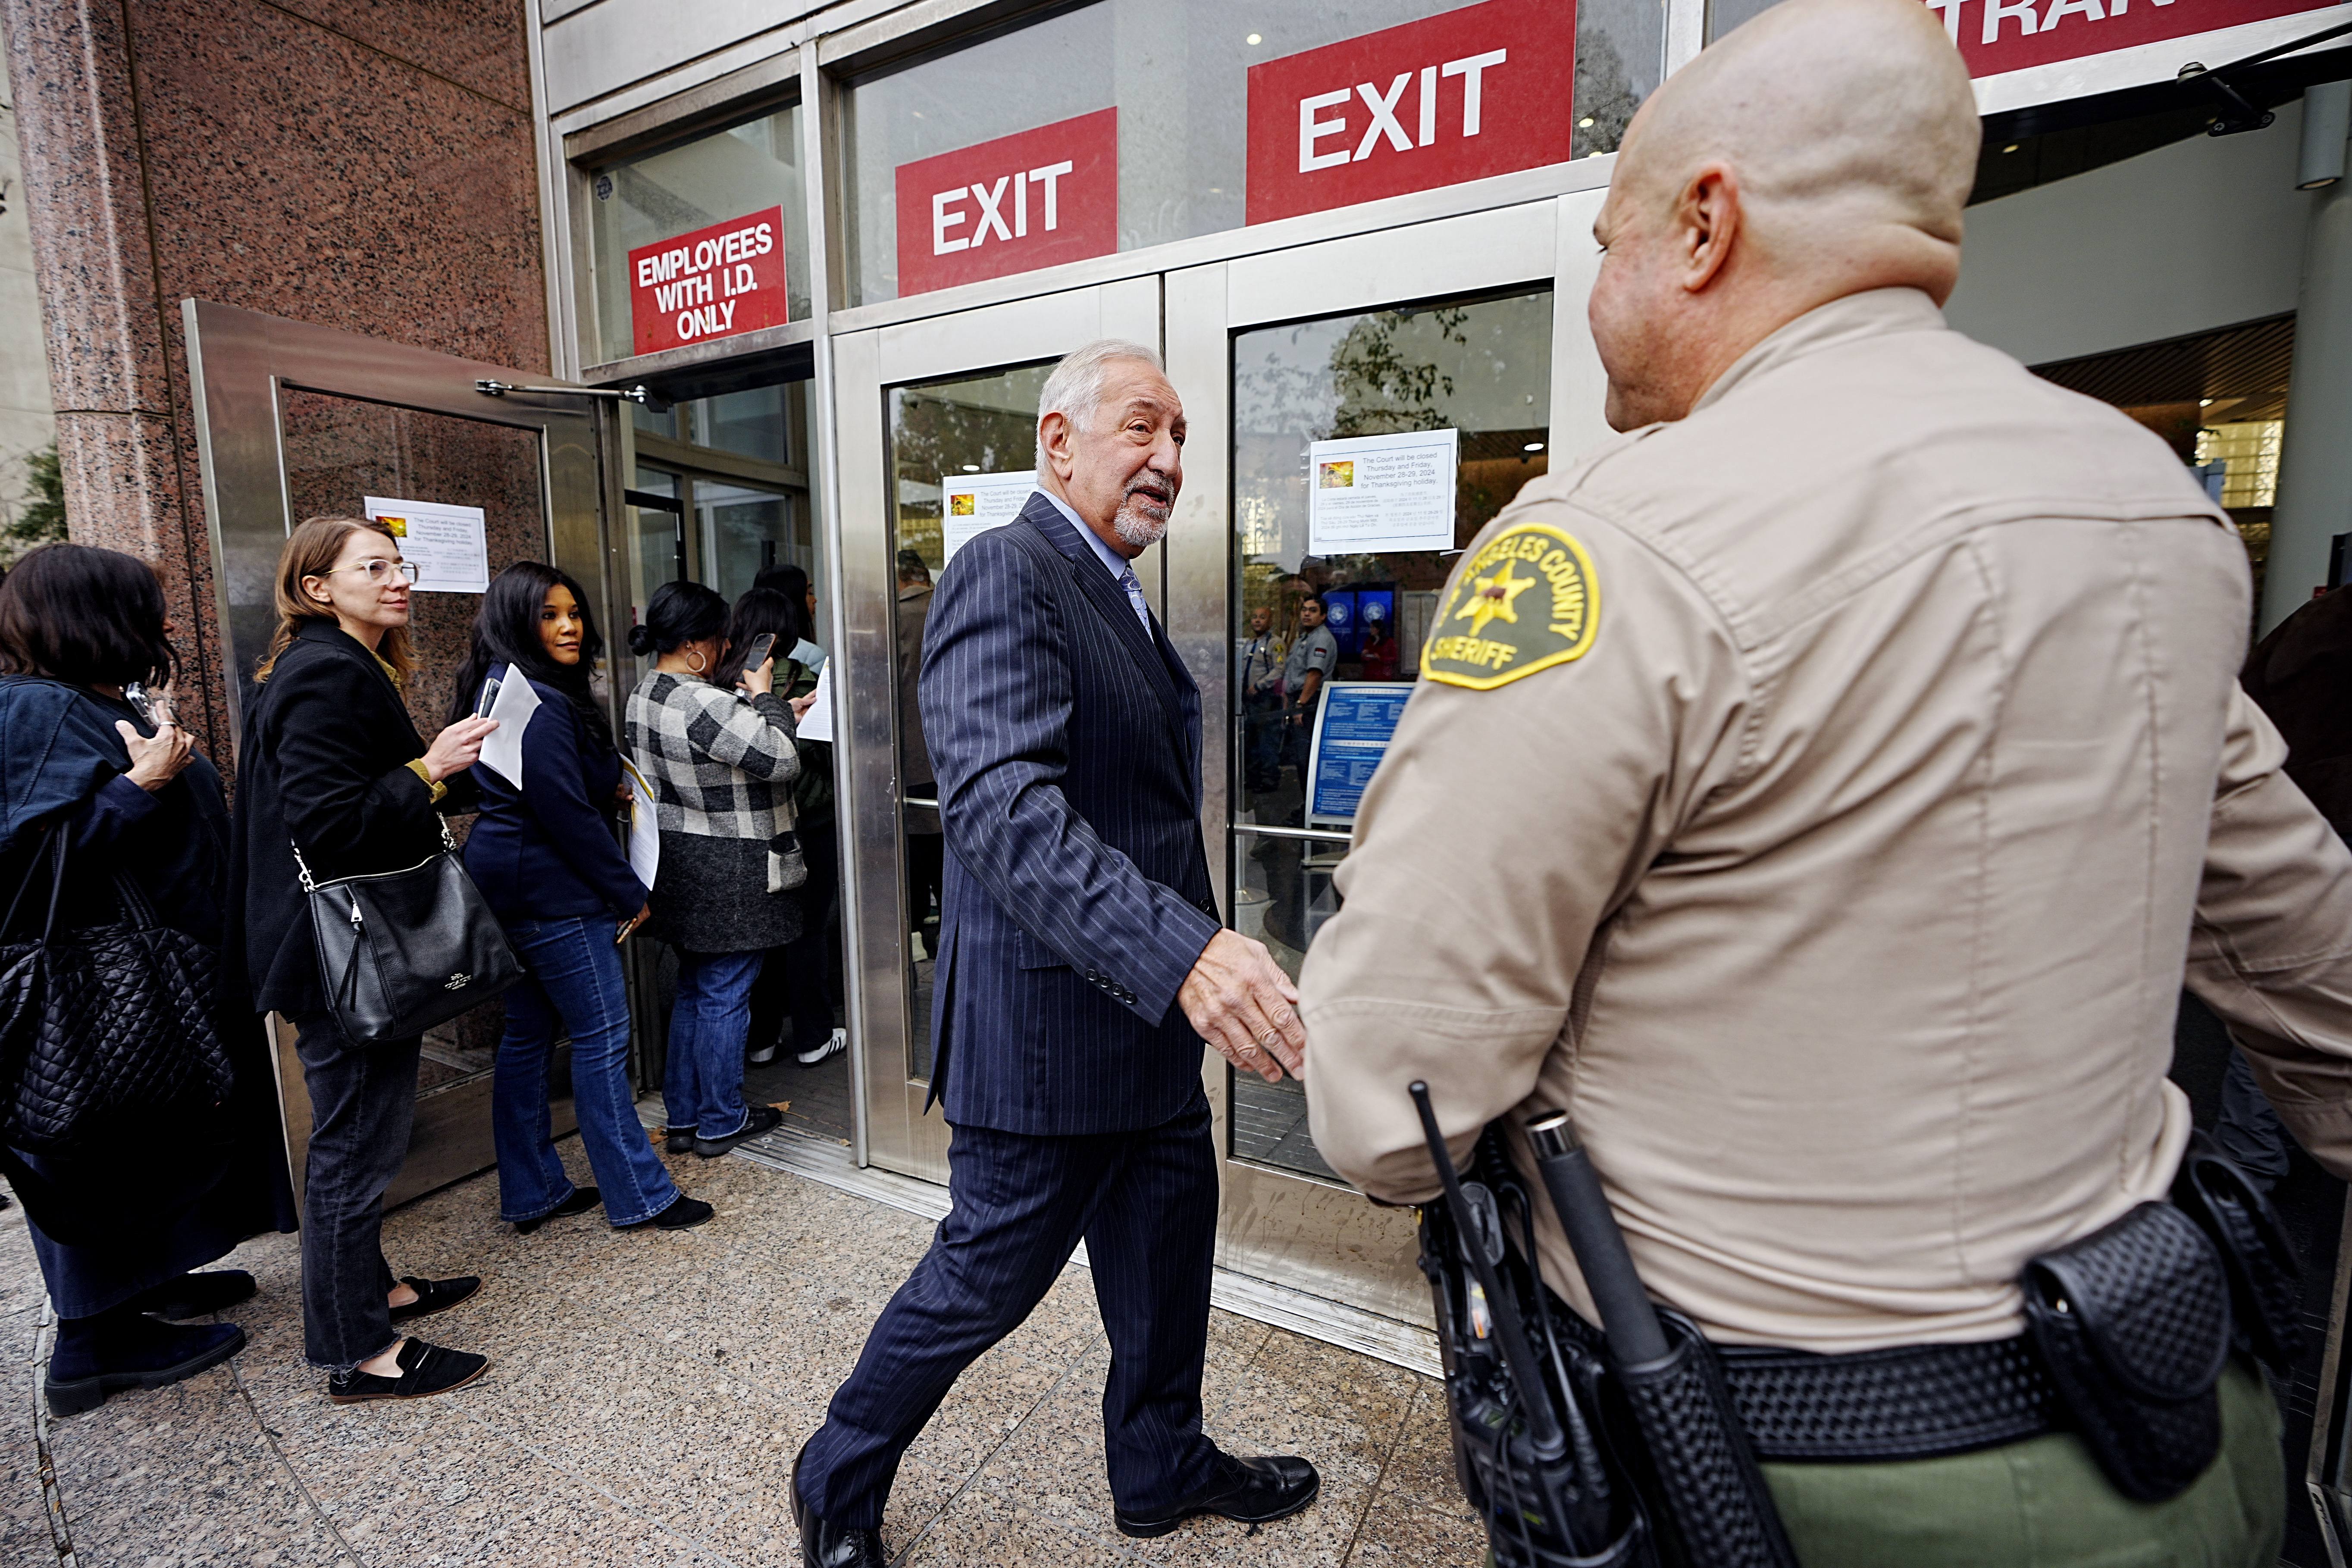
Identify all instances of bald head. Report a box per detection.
[1588,0,1979,429]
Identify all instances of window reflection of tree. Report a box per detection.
[889,372,1049,571]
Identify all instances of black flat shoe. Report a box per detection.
[126,1269,257,1321]
[664,1125,695,1155]
[694,1103,783,1158]
[1113,1450,1321,1538]
[388,1274,481,1322]
[513,1187,601,1234]
[792,1443,889,1567]
[45,1320,245,1417]
[327,1336,487,1405]
[615,1194,714,1232]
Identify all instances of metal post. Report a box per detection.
[802,44,868,1167]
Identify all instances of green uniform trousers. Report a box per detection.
[1763,1358,2284,1568]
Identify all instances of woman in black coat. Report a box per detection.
[0,545,296,1416]
[228,515,499,1405]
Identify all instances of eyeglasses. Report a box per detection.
[318,559,421,585]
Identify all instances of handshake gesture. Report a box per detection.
[1178,929,1307,1083]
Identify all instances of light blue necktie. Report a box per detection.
[1116,563,1151,631]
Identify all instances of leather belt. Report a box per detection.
[1717,1334,2061,1463]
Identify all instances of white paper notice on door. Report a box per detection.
[1305,429,1458,556]
[364,495,491,593]
[940,470,1037,563]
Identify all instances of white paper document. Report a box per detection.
[1305,429,1459,556]
[364,495,491,593]
[940,470,1036,563]
[472,667,542,791]
[795,662,835,744]
[620,758,660,889]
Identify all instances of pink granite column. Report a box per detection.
[0,0,225,759]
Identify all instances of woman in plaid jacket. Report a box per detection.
[624,581,808,1160]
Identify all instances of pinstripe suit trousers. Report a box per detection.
[795,1093,1221,1528]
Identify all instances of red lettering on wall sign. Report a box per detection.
[895,109,1120,297]
[1245,0,1577,226]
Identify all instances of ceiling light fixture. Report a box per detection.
[1246,32,1262,44]
[961,463,981,472]
[1524,441,1545,452]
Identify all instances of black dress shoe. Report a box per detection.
[45,1318,245,1416]
[388,1275,481,1322]
[327,1336,488,1404]
[513,1187,601,1233]
[694,1102,783,1158]
[1114,1450,1321,1538]
[614,1194,714,1232]
[791,1443,888,1568]
[126,1269,258,1321]
[664,1125,695,1154]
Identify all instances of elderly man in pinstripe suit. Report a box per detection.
[790,342,1320,1567]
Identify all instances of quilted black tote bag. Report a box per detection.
[296,820,522,1047]
[0,829,236,1157]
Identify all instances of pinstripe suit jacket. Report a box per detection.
[920,494,1222,1136]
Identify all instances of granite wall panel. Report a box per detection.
[0,0,545,777]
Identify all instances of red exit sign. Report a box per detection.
[627,206,788,356]
[895,109,1119,297]
[1246,0,1577,226]
[1928,0,2337,76]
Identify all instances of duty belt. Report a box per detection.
[1716,1334,2061,1462]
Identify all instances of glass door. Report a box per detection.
[832,279,1162,1182]
[184,300,623,1208]
[1165,194,1610,1325]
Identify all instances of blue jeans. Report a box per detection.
[496,916,682,1227]
[666,947,766,1140]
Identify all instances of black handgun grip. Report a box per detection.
[1528,1113,1670,1367]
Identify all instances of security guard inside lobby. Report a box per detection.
[1300,0,2352,1560]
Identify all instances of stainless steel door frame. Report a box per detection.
[836,279,1161,1184]
[1162,195,1602,1327]
[183,299,617,1208]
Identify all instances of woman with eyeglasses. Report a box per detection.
[228,516,499,1406]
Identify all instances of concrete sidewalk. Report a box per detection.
[0,1133,1484,1566]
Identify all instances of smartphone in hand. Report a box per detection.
[739,632,777,677]
[476,676,503,720]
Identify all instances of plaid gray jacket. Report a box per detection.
[624,673,800,842]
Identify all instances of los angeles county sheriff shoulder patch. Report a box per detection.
[1421,523,1600,689]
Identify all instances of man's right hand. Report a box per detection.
[1178,929,1306,1083]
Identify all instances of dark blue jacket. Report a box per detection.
[464,667,648,923]
[920,495,1221,1136]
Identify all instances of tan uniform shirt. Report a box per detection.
[1300,288,2352,1353]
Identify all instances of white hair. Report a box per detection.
[1034,339,1165,472]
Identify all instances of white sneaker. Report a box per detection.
[796,1028,847,1067]
[748,1042,777,1065]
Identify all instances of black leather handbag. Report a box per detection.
[295,820,522,1046]
[0,827,235,1155]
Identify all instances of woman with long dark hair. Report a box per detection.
[625,580,805,1157]
[0,545,296,1416]
[448,563,711,1234]
[719,587,845,1071]
[229,515,497,1405]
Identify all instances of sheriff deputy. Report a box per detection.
[1299,0,2352,1561]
